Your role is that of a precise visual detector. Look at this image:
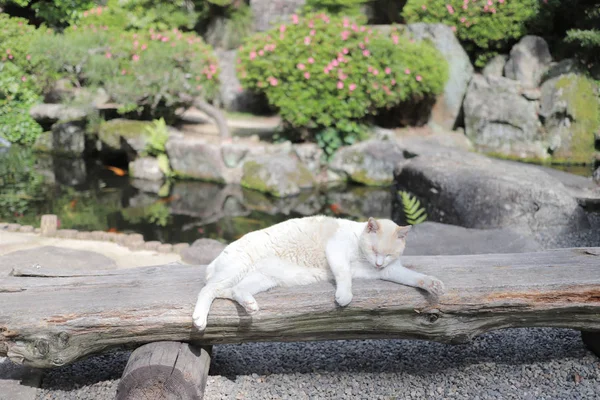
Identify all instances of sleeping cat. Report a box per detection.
[192,215,445,331]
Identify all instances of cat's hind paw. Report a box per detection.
[423,276,445,296]
[335,289,353,307]
[242,299,260,315]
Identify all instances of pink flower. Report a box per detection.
[308,57,315,64]
[498,0,504,3]
[310,29,316,36]
[141,44,147,51]
[360,26,366,32]
[491,7,496,13]
[332,59,339,67]
[259,50,264,56]
[362,49,370,57]
[391,79,396,85]
[8,54,13,59]
[337,81,344,89]
[105,52,112,59]
[297,63,306,70]
[324,67,330,74]
[279,24,286,33]
[421,4,427,10]
[5,49,10,54]
[21,76,26,82]
[451,26,457,32]
[26,54,31,60]
[373,69,379,76]
[463,4,468,9]
[460,17,466,23]
[341,31,350,40]
[368,65,373,72]
[416,75,422,82]
[446,4,455,14]
[343,18,350,27]
[291,14,299,24]
[351,23,358,32]
[392,35,399,45]
[359,42,365,49]
[385,67,391,74]
[304,72,311,79]
[349,83,357,91]
[484,5,489,11]
[268,76,278,86]
[161,36,169,42]
[132,54,140,62]
[487,0,492,5]
[121,69,127,75]
[342,48,348,54]
[133,40,139,47]
[404,68,411,74]
[249,51,257,60]
[308,20,314,28]
[304,36,311,45]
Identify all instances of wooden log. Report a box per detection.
[39,215,58,237]
[0,247,599,368]
[115,342,211,400]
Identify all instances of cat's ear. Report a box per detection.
[366,217,379,233]
[396,225,411,239]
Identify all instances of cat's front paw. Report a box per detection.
[422,276,445,296]
[335,289,353,307]
[193,315,207,331]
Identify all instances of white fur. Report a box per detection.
[192,215,445,331]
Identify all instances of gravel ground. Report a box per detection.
[34,328,599,399]
[28,210,600,399]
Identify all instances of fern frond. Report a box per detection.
[399,191,427,225]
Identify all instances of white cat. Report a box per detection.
[192,215,445,331]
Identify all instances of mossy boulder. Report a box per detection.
[540,73,600,164]
[329,139,405,186]
[97,119,154,155]
[241,155,315,197]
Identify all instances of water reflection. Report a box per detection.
[1,147,392,244]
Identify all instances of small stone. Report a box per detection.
[7,223,20,232]
[18,225,35,233]
[75,231,93,240]
[56,229,78,239]
[157,244,173,253]
[172,243,190,254]
[144,241,161,251]
[90,231,106,241]
[127,240,146,251]
[593,166,600,185]
[34,228,41,234]
[40,214,58,236]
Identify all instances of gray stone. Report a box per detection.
[129,157,165,181]
[539,73,599,163]
[215,50,270,113]
[393,150,590,235]
[406,23,474,130]
[54,157,87,186]
[221,141,250,168]
[0,246,117,276]
[504,35,552,88]
[167,137,227,183]
[29,103,87,125]
[482,54,508,78]
[542,59,586,83]
[0,357,42,400]
[463,74,547,159]
[49,119,86,155]
[97,119,155,156]
[403,222,542,256]
[130,178,166,195]
[330,139,405,186]
[593,166,600,185]
[241,154,315,197]
[180,238,226,265]
[328,187,392,220]
[250,0,305,32]
[169,182,248,223]
[293,143,324,174]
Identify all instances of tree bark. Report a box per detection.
[115,342,211,400]
[1,247,599,368]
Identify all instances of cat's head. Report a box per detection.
[359,217,411,269]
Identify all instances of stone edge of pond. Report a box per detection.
[0,217,190,255]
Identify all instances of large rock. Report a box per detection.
[29,103,87,128]
[34,120,87,156]
[97,119,157,157]
[167,136,229,183]
[329,139,405,186]
[241,154,315,197]
[504,35,552,88]
[129,157,165,181]
[403,222,542,256]
[179,238,226,265]
[539,73,600,163]
[406,23,474,130]
[215,50,270,113]
[393,151,589,235]
[463,74,547,159]
[250,0,305,31]
[482,54,508,78]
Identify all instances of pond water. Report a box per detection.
[0,146,393,244]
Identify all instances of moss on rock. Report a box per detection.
[97,119,154,150]
[241,156,315,197]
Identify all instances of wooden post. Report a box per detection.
[581,331,600,358]
[115,342,211,400]
[39,214,58,237]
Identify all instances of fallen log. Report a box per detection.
[1,248,599,369]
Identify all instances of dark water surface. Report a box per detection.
[0,146,392,244]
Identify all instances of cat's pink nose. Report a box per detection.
[376,262,383,267]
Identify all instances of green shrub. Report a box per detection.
[402,0,560,67]
[0,62,43,145]
[0,0,95,27]
[29,25,220,121]
[564,3,600,66]
[303,0,369,16]
[237,13,448,154]
[78,0,199,31]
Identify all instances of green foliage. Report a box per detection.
[238,13,447,152]
[78,0,198,31]
[0,0,95,27]
[303,0,369,16]
[315,125,367,159]
[0,146,46,218]
[399,190,427,225]
[142,118,169,156]
[564,3,600,65]
[28,25,220,121]
[201,2,255,50]
[120,201,171,227]
[402,0,560,67]
[0,62,43,145]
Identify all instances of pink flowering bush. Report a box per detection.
[29,25,220,121]
[237,13,447,154]
[403,0,560,67]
